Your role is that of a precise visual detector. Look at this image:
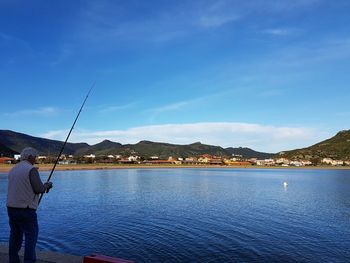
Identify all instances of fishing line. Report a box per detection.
[38,82,94,205]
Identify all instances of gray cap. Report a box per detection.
[20,147,39,161]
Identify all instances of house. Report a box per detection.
[84,154,96,159]
[209,158,223,165]
[301,160,312,166]
[256,159,275,166]
[290,160,302,167]
[275,158,290,165]
[198,155,211,163]
[58,160,77,165]
[0,157,15,164]
[322,158,344,166]
[118,158,135,164]
[143,159,178,165]
[224,159,252,166]
[182,157,200,165]
[322,158,333,164]
[128,155,140,162]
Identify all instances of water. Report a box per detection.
[1,168,350,262]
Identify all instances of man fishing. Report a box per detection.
[6,147,53,263]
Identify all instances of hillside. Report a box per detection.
[225,147,275,159]
[75,140,123,156]
[0,129,275,159]
[278,130,350,160]
[122,141,230,159]
[0,142,18,157]
[0,130,89,155]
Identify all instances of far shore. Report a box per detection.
[1,163,350,173]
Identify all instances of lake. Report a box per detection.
[1,168,350,262]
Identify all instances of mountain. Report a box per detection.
[0,130,89,156]
[75,140,123,156]
[0,142,18,157]
[225,147,275,159]
[0,129,274,159]
[122,141,230,159]
[278,130,350,161]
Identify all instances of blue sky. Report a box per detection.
[1,0,349,152]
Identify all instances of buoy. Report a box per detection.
[283,182,288,187]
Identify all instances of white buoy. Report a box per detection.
[283,182,288,187]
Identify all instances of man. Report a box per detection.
[7,147,53,263]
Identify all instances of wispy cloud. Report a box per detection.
[149,101,192,114]
[261,28,301,36]
[0,31,34,63]
[48,47,74,66]
[41,122,323,152]
[147,91,230,117]
[197,14,240,28]
[3,107,60,117]
[98,102,138,113]
[66,0,322,49]
[0,32,31,49]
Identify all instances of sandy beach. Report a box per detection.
[1,163,350,173]
[0,163,245,173]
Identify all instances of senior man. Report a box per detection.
[7,147,53,263]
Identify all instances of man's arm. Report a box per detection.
[29,168,46,194]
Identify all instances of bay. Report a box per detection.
[1,168,350,262]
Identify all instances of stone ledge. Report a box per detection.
[0,244,82,263]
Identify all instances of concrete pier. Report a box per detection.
[0,244,82,263]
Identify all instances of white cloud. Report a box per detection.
[98,102,137,113]
[197,14,240,28]
[149,101,191,114]
[261,28,296,36]
[66,0,321,50]
[3,107,59,117]
[40,122,322,153]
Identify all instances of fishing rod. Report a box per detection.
[38,82,94,205]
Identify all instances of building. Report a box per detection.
[0,157,15,164]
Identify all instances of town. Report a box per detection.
[1,153,349,167]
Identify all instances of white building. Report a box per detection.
[84,154,96,159]
[256,159,275,166]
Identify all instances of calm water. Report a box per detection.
[1,168,350,262]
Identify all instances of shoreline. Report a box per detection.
[1,163,350,173]
[0,244,81,263]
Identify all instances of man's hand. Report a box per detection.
[44,182,53,193]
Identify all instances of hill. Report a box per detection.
[0,130,89,156]
[278,130,350,160]
[0,142,18,157]
[75,140,123,156]
[122,141,230,159]
[225,147,275,159]
[0,129,275,159]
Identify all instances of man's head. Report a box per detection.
[20,147,39,164]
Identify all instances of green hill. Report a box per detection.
[278,130,350,160]
[225,147,275,159]
[75,140,123,156]
[123,141,229,159]
[0,129,275,159]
